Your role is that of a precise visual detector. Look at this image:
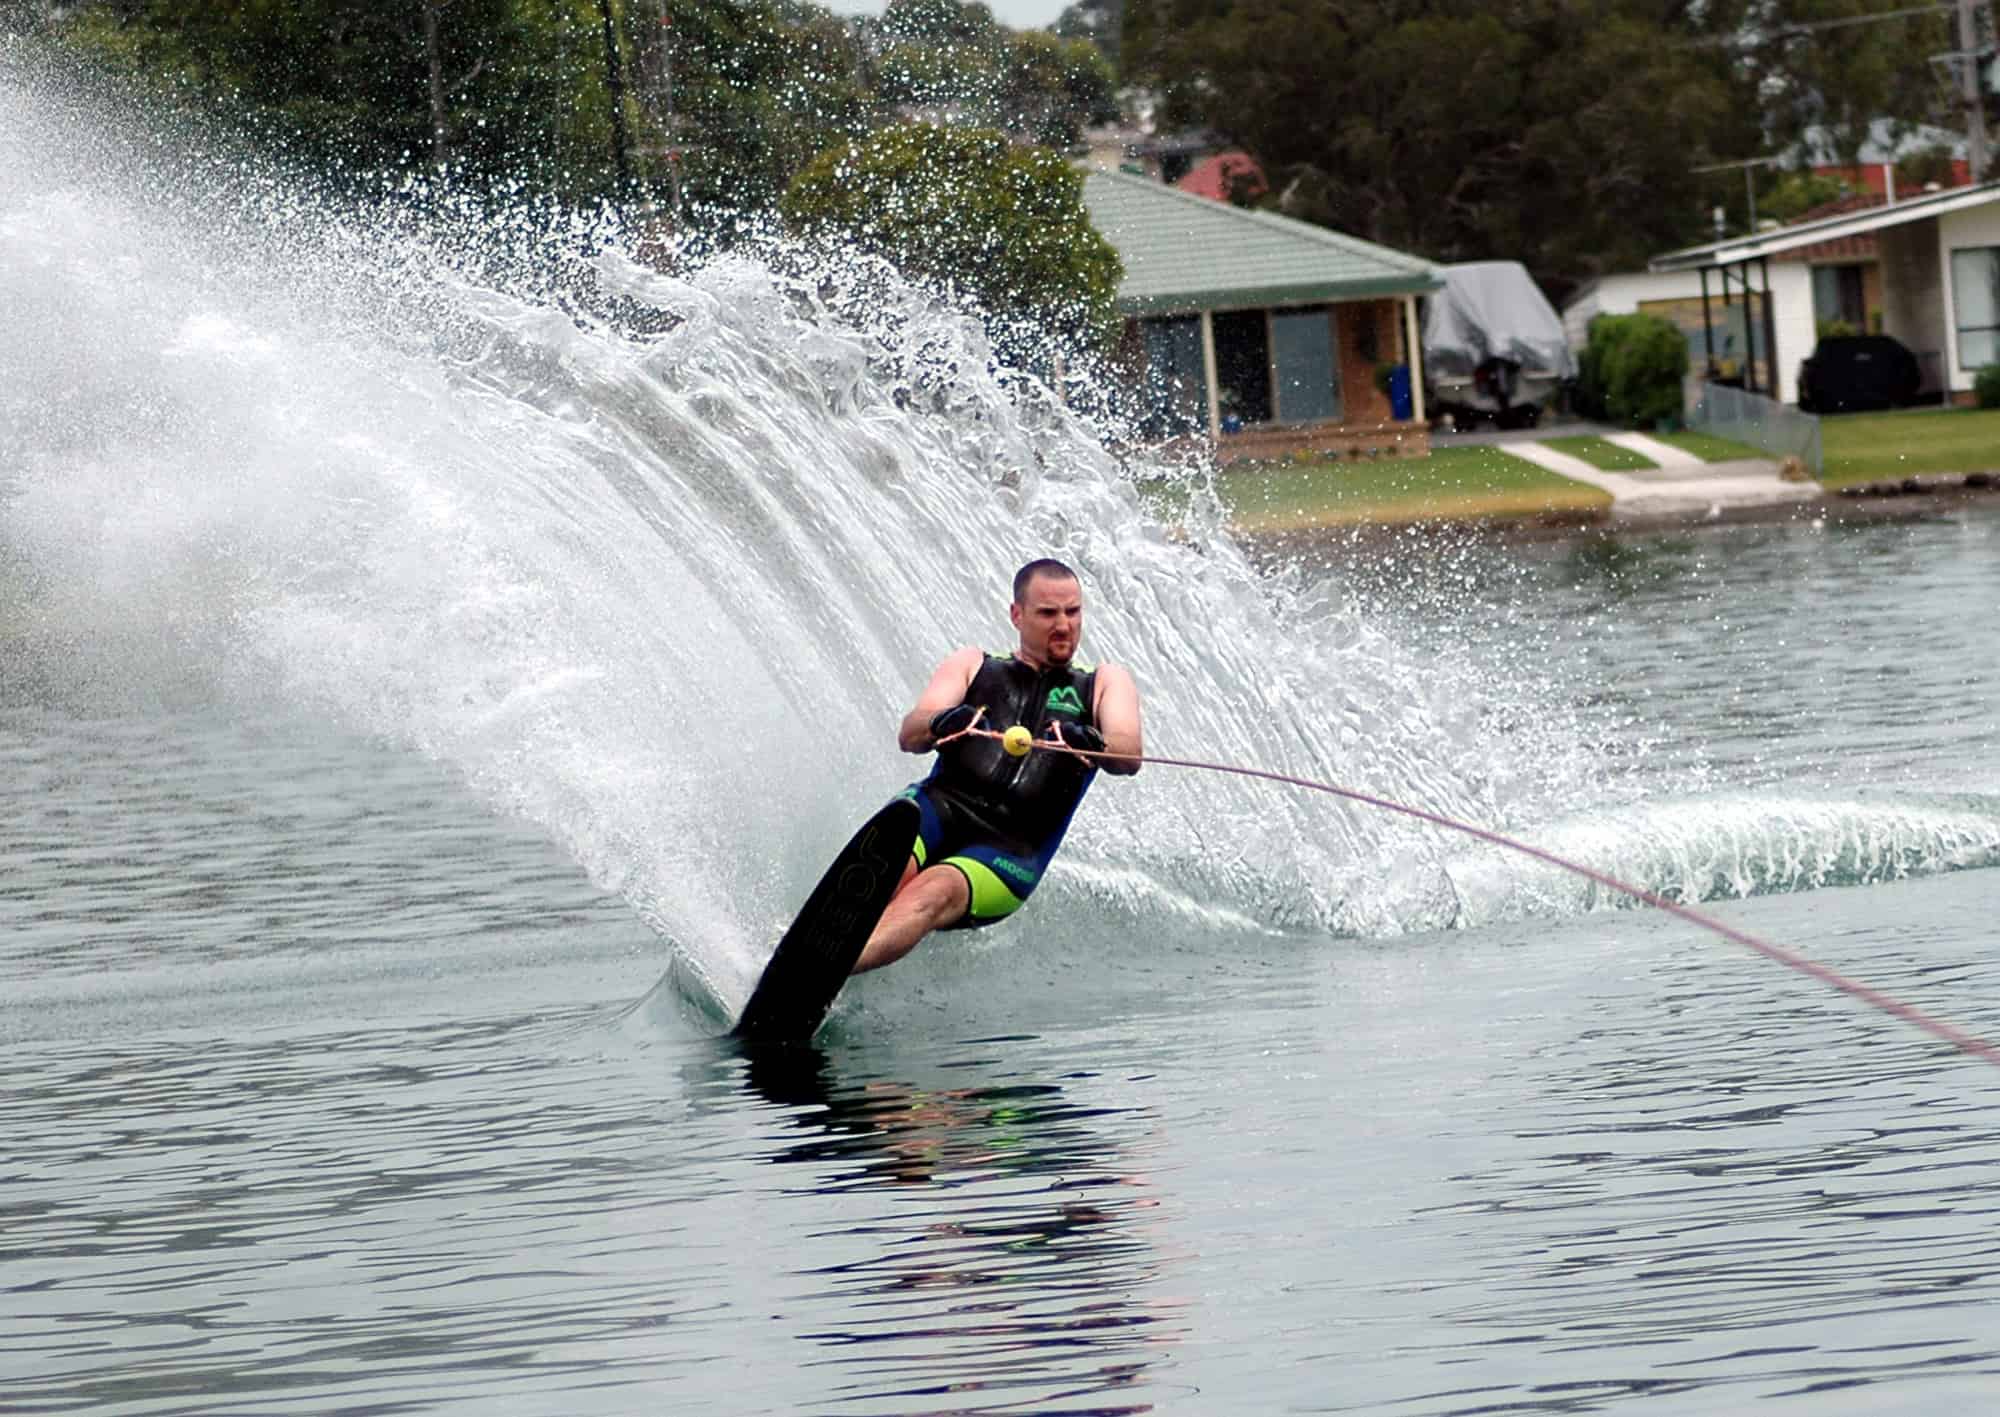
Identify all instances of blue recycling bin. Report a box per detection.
[1386,364,1412,420]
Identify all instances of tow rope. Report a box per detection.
[961,724,2000,1070]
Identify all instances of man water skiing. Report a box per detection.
[850,558,1144,974]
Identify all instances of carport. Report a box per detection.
[1651,180,2000,406]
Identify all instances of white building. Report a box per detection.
[1562,266,1815,406]
[1646,181,2000,407]
[1562,180,2000,408]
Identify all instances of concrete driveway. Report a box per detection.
[1435,421,1821,519]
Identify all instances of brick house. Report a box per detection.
[1079,167,1443,463]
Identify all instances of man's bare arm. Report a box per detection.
[897,646,985,753]
[1092,663,1143,775]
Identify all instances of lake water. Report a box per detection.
[7,49,2000,1416]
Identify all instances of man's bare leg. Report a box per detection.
[852,864,969,974]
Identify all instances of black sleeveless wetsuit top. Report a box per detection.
[924,653,1099,850]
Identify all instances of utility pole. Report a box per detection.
[1956,0,1990,182]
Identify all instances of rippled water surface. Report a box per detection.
[8,510,2000,1416]
[7,53,2000,1408]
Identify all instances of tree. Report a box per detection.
[868,10,1116,148]
[1668,2,1962,232]
[874,37,1000,114]
[646,0,869,221]
[50,0,1119,242]
[1052,0,1121,75]
[58,0,641,199]
[880,0,1001,49]
[1122,0,1756,299]
[1760,170,1855,224]
[780,121,1122,355]
[1737,1,1959,169]
[591,0,631,187]
[997,31,1116,149]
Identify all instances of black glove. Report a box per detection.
[928,704,977,744]
[1055,721,1105,753]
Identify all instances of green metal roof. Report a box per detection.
[1081,167,1444,316]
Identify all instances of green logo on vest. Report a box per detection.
[1045,685,1084,716]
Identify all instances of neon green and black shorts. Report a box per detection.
[899,783,1063,930]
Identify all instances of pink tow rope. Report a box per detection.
[958,726,2000,1070]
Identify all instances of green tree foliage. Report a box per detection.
[55,0,885,225]
[874,37,1000,112]
[880,0,1000,48]
[1126,0,1751,297]
[997,31,1116,149]
[1760,171,1855,224]
[653,0,869,219]
[1052,0,1122,75]
[876,5,1128,151]
[781,121,1121,353]
[1741,4,1959,170]
[59,0,631,196]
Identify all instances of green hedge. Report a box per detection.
[1975,363,2000,409]
[1576,312,1689,427]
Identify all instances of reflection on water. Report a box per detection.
[5,1004,1181,1417]
[732,1043,1182,1415]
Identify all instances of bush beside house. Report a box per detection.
[1576,313,1689,427]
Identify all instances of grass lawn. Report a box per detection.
[1173,445,1611,531]
[1818,406,2000,487]
[1651,430,1762,462]
[1538,434,1657,471]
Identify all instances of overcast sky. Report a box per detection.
[818,0,1072,31]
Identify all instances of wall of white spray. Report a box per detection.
[9,50,1985,1013]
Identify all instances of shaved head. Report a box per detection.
[1012,558,1077,605]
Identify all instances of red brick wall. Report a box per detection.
[1337,299,1399,423]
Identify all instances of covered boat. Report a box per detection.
[1422,261,1576,428]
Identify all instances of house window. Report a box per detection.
[1811,264,1866,331]
[1139,316,1206,435]
[1951,247,2000,370]
[1270,307,1341,423]
[1212,310,1272,426]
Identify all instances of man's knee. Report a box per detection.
[908,864,970,927]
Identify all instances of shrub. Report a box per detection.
[1571,315,1621,420]
[1975,363,2000,409]
[1579,312,1687,427]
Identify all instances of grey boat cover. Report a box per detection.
[1422,261,1577,379]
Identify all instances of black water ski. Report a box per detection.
[733,797,921,1043]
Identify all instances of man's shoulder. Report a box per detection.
[1089,661,1139,701]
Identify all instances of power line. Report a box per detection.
[1685,3,1957,47]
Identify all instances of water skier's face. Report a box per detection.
[1011,574,1083,668]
